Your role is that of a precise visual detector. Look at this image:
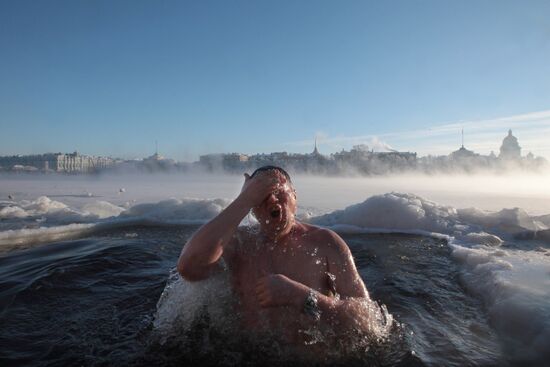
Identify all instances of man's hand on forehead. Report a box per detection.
[268,171,292,192]
[253,170,288,187]
[256,168,284,179]
[240,169,290,207]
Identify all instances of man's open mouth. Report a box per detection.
[270,206,281,218]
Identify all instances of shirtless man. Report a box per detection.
[177,166,379,345]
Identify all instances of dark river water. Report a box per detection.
[0,225,516,366]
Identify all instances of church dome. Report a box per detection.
[499,129,521,160]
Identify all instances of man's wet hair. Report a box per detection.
[250,165,292,184]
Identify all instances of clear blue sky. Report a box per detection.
[1,0,550,161]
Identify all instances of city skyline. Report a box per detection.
[0,127,543,164]
[0,123,547,163]
[1,1,550,160]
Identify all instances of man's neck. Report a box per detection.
[260,221,296,243]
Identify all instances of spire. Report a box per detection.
[155,140,158,155]
[313,136,319,155]
[461,128,464,148]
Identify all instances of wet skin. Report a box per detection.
[178,169,371,345]
[226,222,339,342]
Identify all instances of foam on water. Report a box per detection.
[120,198,229,224]
[1,196,72,219]
[311,192,507,245]
[0,197,228,247]
[451,245,550,362]
[153,267,237,345]
[0,196,124,223]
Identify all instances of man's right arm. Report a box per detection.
[177,172,277,281]
[177,195,251,281]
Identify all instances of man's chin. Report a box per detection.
[259,217,292,235]
[259,221,282,231]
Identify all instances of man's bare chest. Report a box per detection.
[231,243,330,294]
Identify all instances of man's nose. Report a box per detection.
[267,193,278,203]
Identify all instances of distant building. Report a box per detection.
[223,153,249,170]
[0,152,114,173]
[332,144,371,163]
[56,152,113,172]
[376,151,417,164]
[450,145,477,160]
[145,151,164,162]
[199,153,248,172]
[499,129,521,160]
[450,129,478,160]
[139,148,179,172]
[331,144,416,174]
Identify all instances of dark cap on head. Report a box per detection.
[250,165,292,183]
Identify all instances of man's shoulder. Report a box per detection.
[228,225,263,250]
[225,226,256,259]
[300,223,350,254]
[300,223,359,277]
[228,226,256,247]
[300,222,336,238]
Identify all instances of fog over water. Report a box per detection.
[293,173,550,216]
[2,171,549,215]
